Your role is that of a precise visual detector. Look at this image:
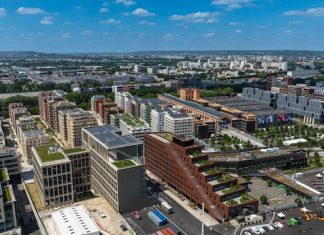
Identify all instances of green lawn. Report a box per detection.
[35,144,65,162]
[63,147,85,154]
[3,187,12,202]
[0,169,8,181]
[113,159,135,169]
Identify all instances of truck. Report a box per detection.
[148,210,168,227]
[161,201,173,214]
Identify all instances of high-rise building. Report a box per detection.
[58,108,98,148]
[82,125,150,213]
[144,133,258,221]
[8,103,29,130]
[150,108,167,132]
[38,91,64,128]
[164,107,193,139]
[52,101,77,134]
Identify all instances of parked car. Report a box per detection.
[250,227,261,235]
[256,226,266,234]
[274,222,284,229]
[120,224,128,231]
[266,225,275,231]
[244,231,252,235]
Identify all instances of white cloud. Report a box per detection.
[82,30,94,36]
[115,0,136,7]
[284,29,292,34]
[229,21,246,26]
[289,20,303,25]
[212,0,253,11]
[17,7,44,15]
[0,8,7,17]
[234,29,243,33]
[102,32,110,36]
[139,20,155,26]
[99,18,121,24]
[100,7,109,13]
[163,33,174,40]
[284,8,324,16]
[37,32,45,36]
[40,16,53,25]
[170,12,219,23]
[204,32,215,37]
[132,8,155,17]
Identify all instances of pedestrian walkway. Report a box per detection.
[221,128,265,148]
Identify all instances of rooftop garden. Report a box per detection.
[240,194,251,204]
[205,168,217,175]
[198,159,213,166]
[3,187,12,203]
[158,132,173,141]
[34,117,42,123]
[206,134,255,151]
[0,168,9,181]
[219,174,232,182]
[35,144,65,163]
[113,159,135,169]
[63,147,85,155]
[121,114,145,127]
[222,184,241,194]
[192,151,203,158]
[226,199,238,206]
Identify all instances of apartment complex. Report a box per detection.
[164,107,194,139]
[52,101,77,133]
[82,125,150,213]
[150,108,167,132]
[58,108,97,148]
[8,103,29,129]
[32,144,74,208]
[21,129,49,160]
[38,91,65,128]
[119,114,151,141]
[144,133,258,221]
[91,96,123,124]
[0,148,20,176]
[0,168,18,233]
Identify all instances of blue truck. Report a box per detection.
[148,209,168,227]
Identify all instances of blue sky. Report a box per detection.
[0,0,324,52]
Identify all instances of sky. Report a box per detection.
[0,0,324,52]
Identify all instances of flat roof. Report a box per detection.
[52,205,99,235]
[84,125,142,149]
[35,144,66,163]
[161,94,227,119]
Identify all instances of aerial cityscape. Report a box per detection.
[0,1,324,235]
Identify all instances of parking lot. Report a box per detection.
[249,177,299,211]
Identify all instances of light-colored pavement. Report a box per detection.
[221,129,266,148]
[0,91,42,99]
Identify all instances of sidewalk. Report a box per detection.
[163,189,219,227]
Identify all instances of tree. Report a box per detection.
[294,198,303,207]
[260,195,268,205]
[285,187,293,195]
[314,152,323,167]
[267,179,273,187]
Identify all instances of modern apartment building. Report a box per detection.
[144,133,258,221]
[82,125,150,213]
[164,107,194,139]
[58,108,98,148]
[8,103,29,129]
[52,101,77,134]
[0,121,4,148]
[21,129,49,160]
[15,115,36,140]
[91,96,124,124]
[38,91,64,128]
[32,144,74,208]
[0,148,20,176]
[0,168,18,233]
[150,108,167,132]
[119,114,151,141]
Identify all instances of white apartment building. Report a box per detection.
[164,107,193,139]
[150,109,167,132]
[119,114,150,141]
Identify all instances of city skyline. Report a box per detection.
[0,0,323,52]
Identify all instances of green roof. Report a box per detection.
[0,169,9,182]
[121,114,145,127]
[63,147,85,155]
[3,187,12,203]
[35,144,65,163]
[113,159,135,169]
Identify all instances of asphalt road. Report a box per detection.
[147,179,221,235]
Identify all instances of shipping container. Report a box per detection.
[161,228,172,235]
[148,211,164,227]
[152,210,168,224]
[170,225,181,235]
[166,227,178,235]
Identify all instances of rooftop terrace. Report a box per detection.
[113,159,135,169]
[121,114,145,127]
[35,144,65,163]
[63,147,85,155]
